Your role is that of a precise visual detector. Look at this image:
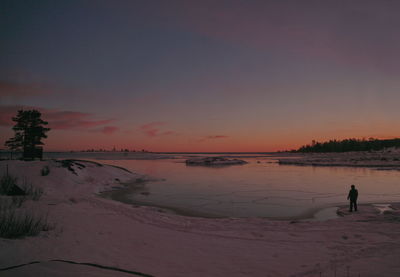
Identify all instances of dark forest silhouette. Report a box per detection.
[294,138,400,153]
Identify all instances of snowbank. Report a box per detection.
[0,160,140,201]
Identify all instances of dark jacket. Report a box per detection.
[347,188,358,201]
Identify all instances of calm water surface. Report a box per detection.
[87,154,400,218]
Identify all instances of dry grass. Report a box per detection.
[0,174,19,195]
[0,206,50,239]
[0,173,43,200]
[0,173,49,239]
[20,178,43,201]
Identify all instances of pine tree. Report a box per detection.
[5,110,51,159]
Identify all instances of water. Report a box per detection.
[6,152,399,218]
[76,153,400,218]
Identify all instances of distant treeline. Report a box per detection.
[294,138,400,153]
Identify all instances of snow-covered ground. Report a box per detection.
[1,160,400,277]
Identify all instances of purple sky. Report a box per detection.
[1,0,400,151]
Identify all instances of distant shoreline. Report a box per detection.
[278,150,400,170]
[0,151,279,155]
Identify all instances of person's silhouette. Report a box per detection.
[347,185,358,212]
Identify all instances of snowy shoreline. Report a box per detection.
[1,159,400,277]
[278,149,400,169]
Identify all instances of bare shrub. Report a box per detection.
[0,204,50,239]
[0,173,49,238]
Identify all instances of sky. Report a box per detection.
[1,0,400,152]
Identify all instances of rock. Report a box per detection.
[185,157,247,166]
[7,184,26,196]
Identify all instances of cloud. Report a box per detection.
[0,105,114,130]
[0,105,16,125]
[140,121,165,129]
[46,110,113,130]
[91,126,119,135]
[0,81,52,97]
[206,135,229,139]
[140,122,175,137]
[198,135,229,142]
[101,126,119,134]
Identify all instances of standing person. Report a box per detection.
[347,185,358,212]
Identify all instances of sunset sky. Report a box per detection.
[1,0,400,152]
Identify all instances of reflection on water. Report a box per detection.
[92,155,400,218]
